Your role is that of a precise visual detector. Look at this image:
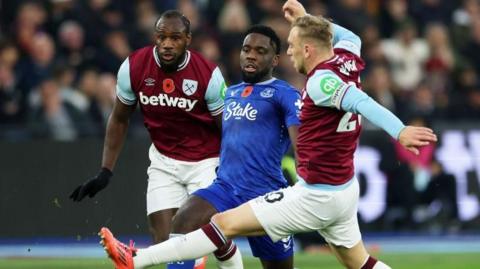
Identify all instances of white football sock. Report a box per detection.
[133,229,217,268]
[216,248,243,269]
[373,261,391,269]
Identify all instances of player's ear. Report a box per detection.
[185,32,192,46]
[272,54,280,67]
[303,43,311,59]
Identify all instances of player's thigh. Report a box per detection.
[171,195,218,234]
[247,185,318,243]
[148,208,178,243]
[248,235,294,269]
[182,157,219,193]
[211,202,266,238]
[316,179,361,249]
[328,240,369,269]
[147,147,190,215]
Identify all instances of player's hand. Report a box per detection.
[398,126,437,155]
[283,0,307,23]
[69,168,113,201]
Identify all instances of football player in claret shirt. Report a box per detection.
[70,10,241,269]
[98,2,436,269]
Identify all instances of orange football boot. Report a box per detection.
[99,227,136,269]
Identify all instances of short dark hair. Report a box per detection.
[245,25,281,54]
[155,10,191,34]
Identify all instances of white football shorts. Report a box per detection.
[249,177,361,248]
[146,144,219,215]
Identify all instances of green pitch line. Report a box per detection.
[0,252,478,269]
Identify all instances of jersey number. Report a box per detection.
[337,112,360,132]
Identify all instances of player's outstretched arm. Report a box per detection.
[70,98,135,201]
[340,86,437,155]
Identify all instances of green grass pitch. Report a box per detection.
[0,252,478,269]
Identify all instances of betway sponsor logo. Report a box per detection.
[224,101,257,121]
[139,92,197,112]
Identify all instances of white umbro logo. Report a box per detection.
[144,78,155,86]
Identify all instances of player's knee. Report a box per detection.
[171,212,199,234]
[172,211,194,234]
[211,213,236,238]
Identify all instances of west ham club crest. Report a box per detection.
[182,79,198,96]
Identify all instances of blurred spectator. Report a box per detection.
[410,0,454,33]
[378,0,410,38]
[96,30,131,73]
[364,64,397,114]
[424,23,455,93]
[452,0,480,50]
[417,159,459,232]
[328,0,372,36]
[218,0,251,34]
[405,82,438,120]
[28,78,93,140]
[88,73,116,135]
[381,20,429,91]
[0,42,20,124]
[75,0,113,47]
[13,1,48,54]
[178,0,201,32]
[461,17,480,74]
[394,117,436,192]
[464,87,480,119]
[130,0,158,49]
[57,20,96,71]
[0,64,20,124]
[52,65,88,112]
[194,35,221,62]
[16,32,57,119]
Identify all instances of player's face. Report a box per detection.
[287,27,306,74]
[240,33,279,83]
[154,17,191,72]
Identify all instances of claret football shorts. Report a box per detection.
[146,144,219,215]
[249,177,362,248]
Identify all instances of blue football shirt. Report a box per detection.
[216,77,301,198]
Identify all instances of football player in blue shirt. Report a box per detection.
[163,25,301,269]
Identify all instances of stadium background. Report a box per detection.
[0,0,479,268]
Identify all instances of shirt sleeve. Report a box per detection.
[331,22,362,56]
[279,86,301,127]
[306,70,350,109]
[204,67,226,116]
[341,85,406,139]
[116,58,136,105]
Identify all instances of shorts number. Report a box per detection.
[336,112,360,132]
[264,191,284,203]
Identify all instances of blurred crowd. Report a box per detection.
[1,0,479,140]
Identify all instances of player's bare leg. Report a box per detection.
[147,207,208,269]
[148,208,178,243]
[329,241,391,269]
[171,196,244,269]
[107,202,264,268]
[211,203,266,238]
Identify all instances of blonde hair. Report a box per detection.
[292,15,333,49]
